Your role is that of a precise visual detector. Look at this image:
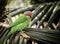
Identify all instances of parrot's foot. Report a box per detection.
[20,32,30,39]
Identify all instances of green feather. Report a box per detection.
[10,15,27,27]
[4,16,31,44]
[10,16,31,34]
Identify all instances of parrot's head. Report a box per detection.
[24,11,32,17]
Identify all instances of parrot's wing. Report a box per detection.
[10,17,31,34]
[10,15,27,27]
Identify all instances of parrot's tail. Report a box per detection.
[0,32,10,44]
[3,32,11,44]
[0,27,11,44]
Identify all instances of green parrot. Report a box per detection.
[9,11,32,33]
[3,11,32,44]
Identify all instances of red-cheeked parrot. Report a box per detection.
[3,11,32,44]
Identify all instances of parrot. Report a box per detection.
[2,11,32,44]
